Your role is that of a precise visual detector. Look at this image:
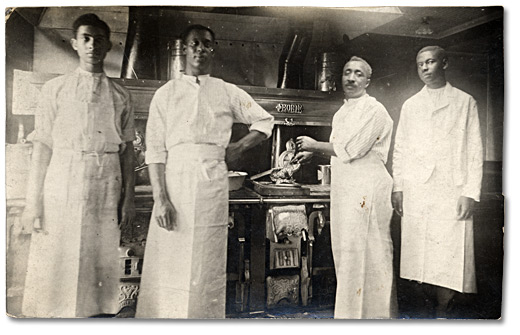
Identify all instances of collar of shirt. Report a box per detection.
[182,73,211,86]
[426,84,447,97]
[74,67,105,97]
[426,84,448,109]
[75,67,105,78]
[343,93,368,107]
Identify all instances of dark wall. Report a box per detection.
[5,9,35,143]
[343,18,503,166]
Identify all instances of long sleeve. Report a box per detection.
[33,82,57,149]
[461,97,483,201]
[119,89,136,143]
[331,103,390,164]
[227,84,274,138]
[145,89,168,165]
[392,104,408,193]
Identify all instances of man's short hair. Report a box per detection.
[417,45,448,62]
[73,13,110,39]
[181,24,216,44]
[348,56,372,79]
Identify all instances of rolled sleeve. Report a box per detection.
[120,94,136,143]
[392,182,404,193]
[332,142,352,164]
[228,84,274,138]
[250,116,274,138]
[331,105,387,164]
[145,150,167,165]
[145,91,168,165]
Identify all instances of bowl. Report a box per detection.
[228,171,248,191]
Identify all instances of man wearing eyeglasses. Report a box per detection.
[136,24,274,319]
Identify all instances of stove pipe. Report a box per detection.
[121,7,161,79]
[277,26,312,89]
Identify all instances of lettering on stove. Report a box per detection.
[275,103,304,114]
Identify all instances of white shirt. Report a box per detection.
[34,68,135,152]
[330,94,393,164]
[145,74,274,164]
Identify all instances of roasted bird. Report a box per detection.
[269,138,301,184]
[270,161,300,184]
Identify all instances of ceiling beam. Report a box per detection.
[436,10,503,39]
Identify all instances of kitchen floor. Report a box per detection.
[229,306,334,319]
[106,297,489,320]
[108,283,493,320]
[107,307,335,319]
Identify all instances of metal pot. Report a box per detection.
[315,52,345,92]
[317,165,331,185]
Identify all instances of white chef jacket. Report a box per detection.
[392,82,483,293]
[392,82,483,201]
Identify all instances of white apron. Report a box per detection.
[136,144,228,319]
[330,151,396,319]
[399,95,477,294]
[22,76,123,317]
[400,164,477,293]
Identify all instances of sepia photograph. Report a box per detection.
[2,0,512,327]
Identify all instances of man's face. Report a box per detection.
[416,50,447,88]
[71,25,111,68]
[341,61,370,99]
[184,29,214,75]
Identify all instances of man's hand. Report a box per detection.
[226,142,243,163]
[391,191,403,217]
[295,136,317,152]
[153,198,177,231]
[291,151,314,165]
[456,196,475,220]
[119,198,136,231]
[20,203,43,233]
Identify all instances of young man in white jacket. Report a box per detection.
[392,46,483,318]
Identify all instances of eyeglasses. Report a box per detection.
[187,41,214,52]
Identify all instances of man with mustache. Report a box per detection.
[135,24,274,319]
[392,46,483,318]
[294,56,396,318]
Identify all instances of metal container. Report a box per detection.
[228,171,248,191]
[317,165,331,185]
[167,38,186,80]
[315,52,345,92]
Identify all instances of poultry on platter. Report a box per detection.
[270,138,301,184]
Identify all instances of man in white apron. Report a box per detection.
[294,57,396,319]
[135,24,274,319]
[20,14,136,317]
[392,46,483,318]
